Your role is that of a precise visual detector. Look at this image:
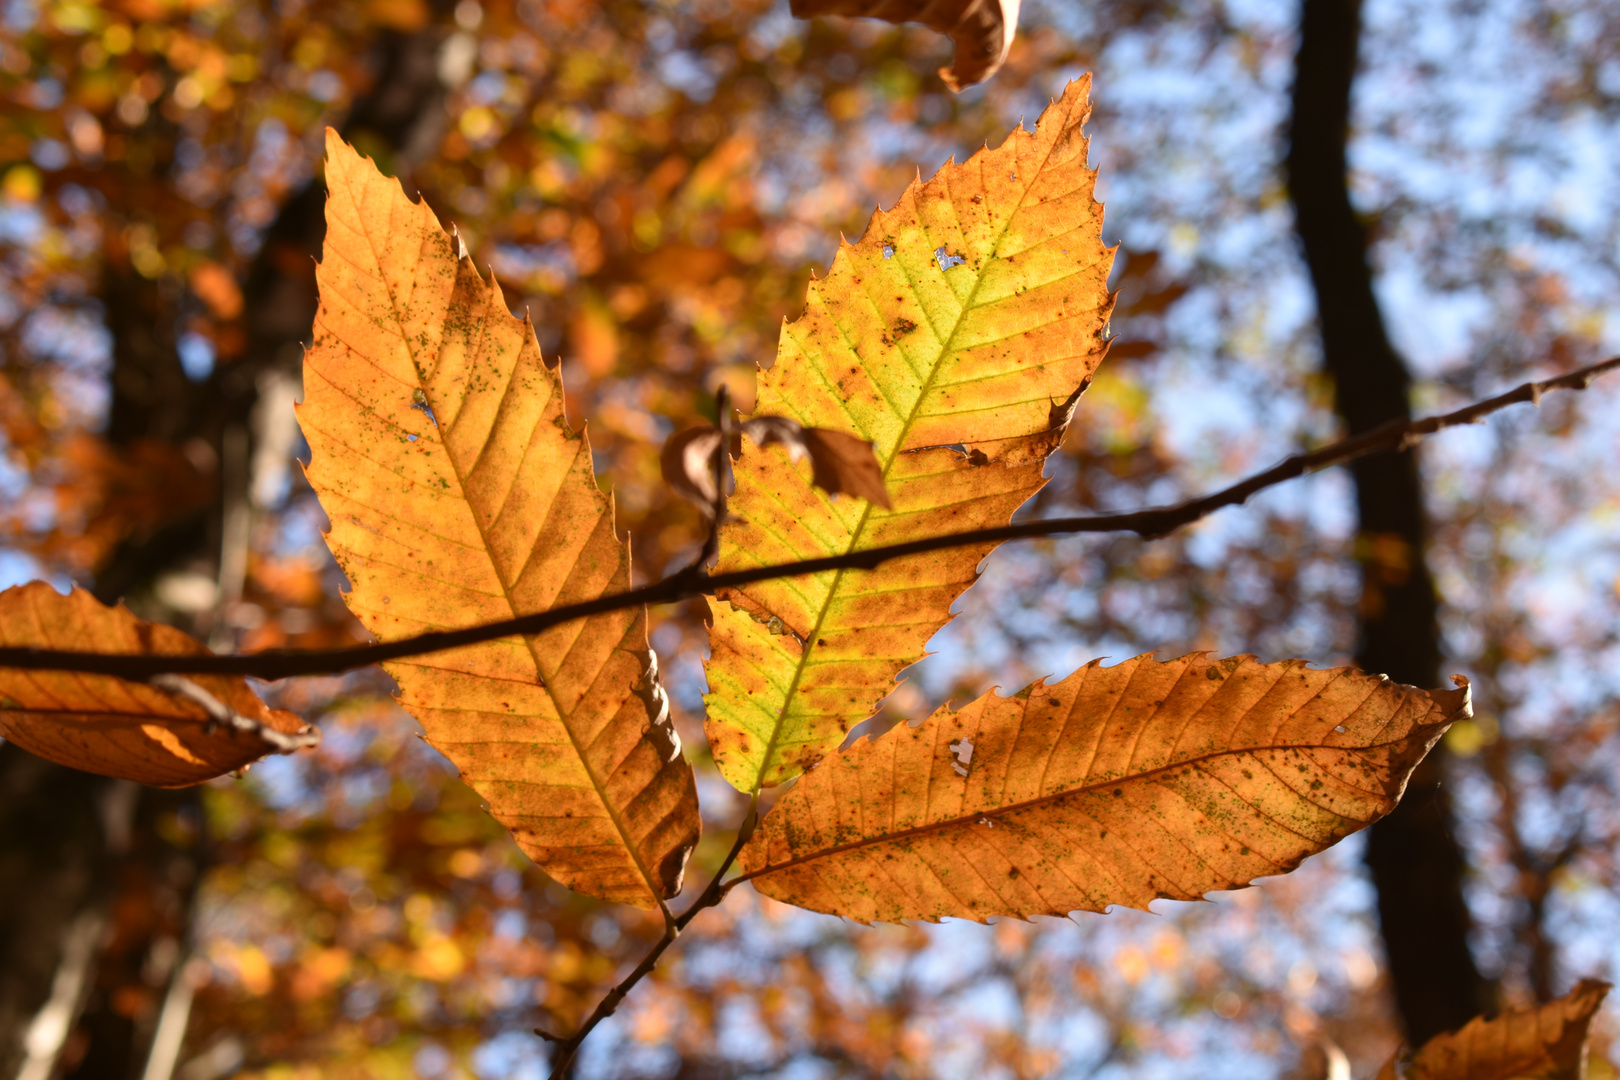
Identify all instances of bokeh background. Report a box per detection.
[2,0,1619,1077]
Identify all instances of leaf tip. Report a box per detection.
[1435,674,1473,723]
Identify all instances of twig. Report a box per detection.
[700,384,733,566]
[2,356,1614,681]
[664,386,734,597]
[540,794,761,1079]
[149,674,321,754]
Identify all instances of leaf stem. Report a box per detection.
[540,793,761,1079]
[699,384,733,568]
[4,357,1615,680]
[664,385,733,595]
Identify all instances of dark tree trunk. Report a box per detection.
[0,753,134,1079]
[0,256,211,1080]
[1285,0,1493,1042]
[0,22,452,1078]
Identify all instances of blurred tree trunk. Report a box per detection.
[0,259,210,1080]
[1285,0,1494,1043]
[0,24,451,1078]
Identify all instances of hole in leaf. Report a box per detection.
[411,388,438,427]
[934,246,966,271]
[881,245,894,259]
[948,737,974,777]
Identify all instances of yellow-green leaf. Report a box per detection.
[738,654,1469,923]
[298,131,700,908]
[704,77,1113,792]
[0,582,317,787]
[1376,979,1611,1080]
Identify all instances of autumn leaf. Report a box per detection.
[661,426,729,512]
[660,416,890,514]
[736,655,1469,923]
[704,77,1113,791]
[1375,979,1611,1080]
[298,132,701,908]
[741,418,892,509]
[0,582,317,787]
[792,0,1022,91]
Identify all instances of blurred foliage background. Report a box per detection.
[1,0,1619,1077]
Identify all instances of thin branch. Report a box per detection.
[149,674,321,754]
[661,387,733,595]
[541,794,761,1079]
[2,357,1614,681]
[699,384,734,568]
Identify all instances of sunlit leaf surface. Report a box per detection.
[299,134,701,908]
[741,655,1469,922]
[705,77,1114,791]
[0,582,316,786]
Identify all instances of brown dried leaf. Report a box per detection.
[740,417,892,509]
[1376,979,1611,1080]
[739,654,1469,923]
[791,0,1021,90]
[0,582,317,787]
[660,417,891,515]
[660,425,727,511]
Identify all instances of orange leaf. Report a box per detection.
[0,582,317,787]
[298,132,701,908]
[739,655,1469,923]
[188,261,244,320]
[1376,979,1611,1080]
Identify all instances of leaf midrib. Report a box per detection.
[737,736,1421,884]
[342,174,665,903]
[4,707,222,725]
[744,117,1072,792]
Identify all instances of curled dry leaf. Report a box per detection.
[0,582,317,787]
[661,426,728,512]
[660,416,890,515]
[298,132,700,908]
[744,418,892,510]
[1376,978,1611,1080]
[791,0,1021,91]
[704,78,1113,791]
[738,655,1469,923]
